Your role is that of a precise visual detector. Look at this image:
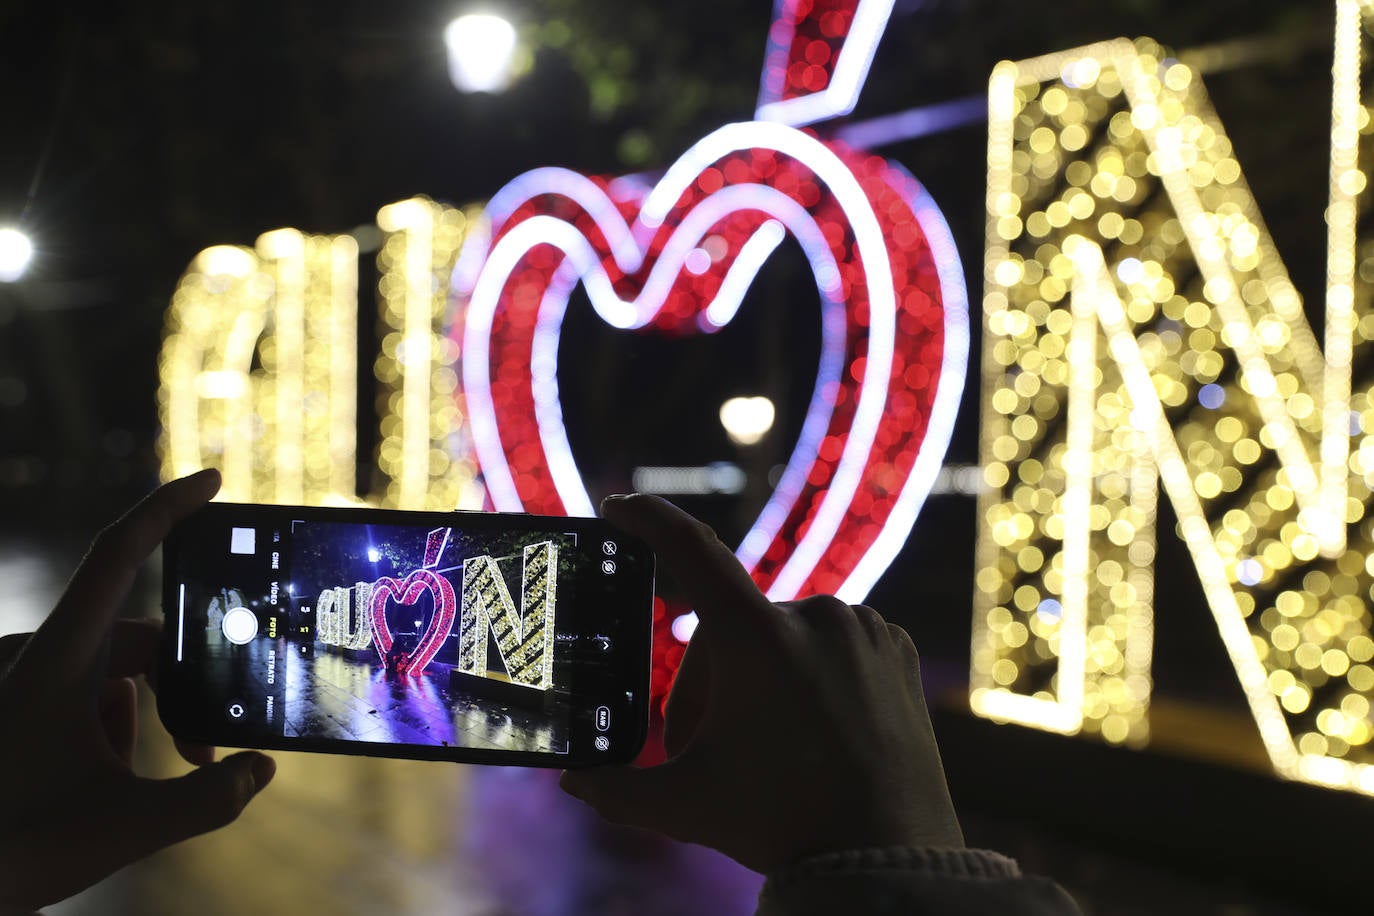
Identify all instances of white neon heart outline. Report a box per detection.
[521,183,851,582]
[456,120,967,603]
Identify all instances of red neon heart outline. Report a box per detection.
[454,123,965,604]
[369,569,457,677]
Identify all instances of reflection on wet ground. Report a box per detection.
[284,647,566,753]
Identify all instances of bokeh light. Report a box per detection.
[444,14,518,93]
[971,10,1374,797]
[0,227,34,282]
[719,395,776,446]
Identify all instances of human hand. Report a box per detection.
[0,470,276,912]
[560,494,963,874]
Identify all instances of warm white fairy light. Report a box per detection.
[972,10,1374,794]
[458,542,558,689]
[159,232,360,505]
[374,197,480,510]
[162,197,481,509]
[316,583,375,651]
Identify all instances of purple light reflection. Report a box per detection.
[364,662,458,746]
[463,767,762,915]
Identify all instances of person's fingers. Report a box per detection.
[852,604,891,642]
[662,631,710,758]
[107,618,163,678]
[130,751,275,854]
[99,677,139,767]
[31,470,220,673]
[173,738,218,767]
[133,630,208,770]
[887,622,927,695]
[601,494,772,627]
[789,594,856,630]
[559,760,696,838]
[887,620,918,657]
[790,598,894,652]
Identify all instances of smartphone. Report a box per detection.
[159,502,654,767]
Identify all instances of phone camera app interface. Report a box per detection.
[173,514,630,757]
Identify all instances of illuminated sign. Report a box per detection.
[157,0,1374,794]
[157,3,968,595]
[454,122,966,602]
[158,0,968,705]
[453,0,968,605]
[160,231,365,506]
[971,2,1374,794]
[313,526,558,687]
[369,568,457,677]
[315,582,375,651]
[160,205,481,511]
[459,541,559,690]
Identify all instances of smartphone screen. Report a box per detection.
[159,502,654,767]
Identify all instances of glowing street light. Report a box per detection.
[0,227,33,282]
[719,396,776,446]
[444,14,518,93]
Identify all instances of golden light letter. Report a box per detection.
[973,5,1374,795]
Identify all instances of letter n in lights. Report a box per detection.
[972,7,1374,797]
[459,541,558,690]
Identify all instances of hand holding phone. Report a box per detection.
[159,499,655,767]
[560,495,964,874]
[0,471,276,913]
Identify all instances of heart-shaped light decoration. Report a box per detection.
[369,569,457,677]
[452,121,968,609]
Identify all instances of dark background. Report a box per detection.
[0,1,1360,911]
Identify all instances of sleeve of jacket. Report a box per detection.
[755,846,1083,916]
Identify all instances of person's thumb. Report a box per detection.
[134,751,276,852]
[559,761,695,838]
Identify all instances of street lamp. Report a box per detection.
[444,13,518,93]
[0,227,33,282]
[719,396,776,446]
